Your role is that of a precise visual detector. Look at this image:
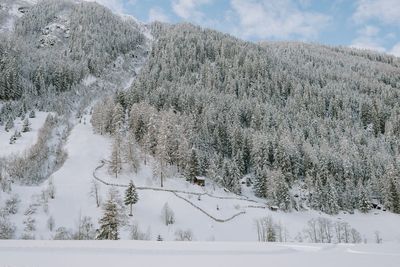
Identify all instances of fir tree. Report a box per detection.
[322,177,340,215]
[5,118,13,132]
[187,148,199,183]
[29,110,36,118]
[109,135,123,178]
[254,168,268,198]
[358,183,371,213]
[387,178,400,214]
[97,195,120,240]
[111,103,124,134]
[22,118,30,132]
[274,170,291,211]
[124,180,139,216]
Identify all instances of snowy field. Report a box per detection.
[0,112,49,158]
[0,240,399,267]
[2,112,400,243]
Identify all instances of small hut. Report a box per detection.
[193,176,205,187]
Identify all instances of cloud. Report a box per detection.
[126,0,137,5]
[390,43,400,57]
[350,26,400,57]
[230,0,330,40]
[353,0,400,25]
[350,25,386,52]
[171,0,211,21]
[148,7,170,23]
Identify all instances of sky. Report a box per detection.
[87,0,400,57]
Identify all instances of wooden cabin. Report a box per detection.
[194,176,205,187]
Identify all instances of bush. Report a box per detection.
[47,216,55,231]
[53,227,73,240]
[130,221,151,240]
[304,217,362,243]
[255,216,277,242]
[4,194,21,215]
[74,216,96,240]
[161,202,175,225]
[0,216,16,239]
[175,229,193,241]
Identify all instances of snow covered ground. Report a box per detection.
[2,111,400,243]
[0,240,399,267]
[0,112,49,158]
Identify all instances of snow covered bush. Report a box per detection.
[90,179,101,207]
[175,229,194,241]
[130,222,150,240]
[0,216,16,239]
[29,110,36,118]
[255,216,277,242]
[47,177,56,199]
[7,114,59,185]
[47,216,55,232]
[161,202,175,226]
[53,227,73,240]
[4,194,21,215]
[74,216,96,240]
[21,216,36,240]
[304,218,362,244]
[24,204,38,216]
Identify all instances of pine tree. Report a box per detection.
[111,103,124,134]
[254,168,268,198]
[124,180,139,216]
[324,179,339,215]
[230,161,242,194]
[22,118,30,132]
[5,118,13,132]
[124,133,140,173]
[97,195,120,240]
[358,182,371,213]
[29,110,36,118]
[109,135,123,178]
[387,178,400,214]
[274,170,291,211]
[9,131,18,144]
[187,148,199,183]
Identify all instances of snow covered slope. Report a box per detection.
[3,111,400,242]
[0,240,399,267]
[0,0,37,33]
[0,112,49,158]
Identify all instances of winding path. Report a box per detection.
[92,160,267,222]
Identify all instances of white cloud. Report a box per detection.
[148,7,170,23]
[350,25,386,52]
[126,0,137,5]
[171,0,211,21]
[230,0,330,40]
[353,0,400,25]
[350,25,400,57]
[390,43,400,57]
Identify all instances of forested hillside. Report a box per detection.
[1,0,400,225]
[0,0,149,186]
[0,0,145,100]
[1,0,400,245]
[101,23,400,214]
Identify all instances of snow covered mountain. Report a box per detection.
[0,0,37,33]
[0,0,400,251]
